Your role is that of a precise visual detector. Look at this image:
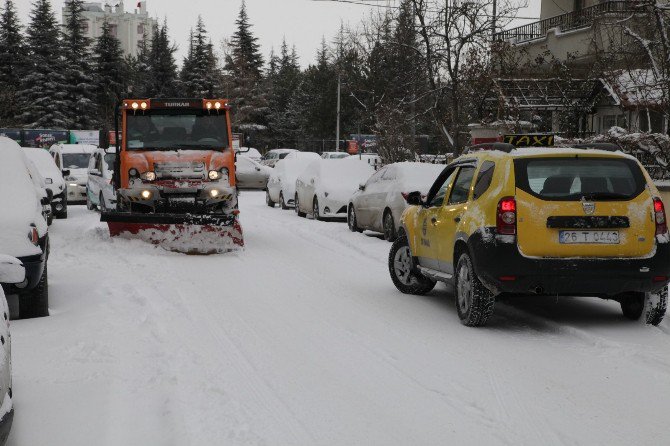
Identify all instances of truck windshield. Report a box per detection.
[126,110,229,150]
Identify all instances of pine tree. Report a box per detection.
[94,19,125,131]
[62,0,97,129]
[17,0,68,129]
[300,39,339,139]
[223,1,268,134]
[268,39,303,141]
[180,17,220,97]
[126,29,151,97]
[147,21,179,97]
[0,0,26,125]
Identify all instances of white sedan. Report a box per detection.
[295,159,374,220]
[266,152,321,209]
[86,148,117,211]
[347,162,445,241]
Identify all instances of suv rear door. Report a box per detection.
[514,155,656,258]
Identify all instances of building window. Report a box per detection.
[640,110,664,133]
[110,24,118,37]
[602,114,627,132]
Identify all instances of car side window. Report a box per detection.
[472,161,495,200]
[366,167,386,187]
[448,166,476,205]
[428,168,458,207]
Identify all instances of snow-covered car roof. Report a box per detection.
[0,137,48,257]
[267,148,298,154]
[283,151,321,161]
[304,159,374,189]
[23,147,64,184]
[50,143,98,154]
[390,162,445,190]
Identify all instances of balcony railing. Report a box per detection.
[495,1,644,44]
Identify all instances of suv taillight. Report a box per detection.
[653,197,667,236]
[497,197,516,235]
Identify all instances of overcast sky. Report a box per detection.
[15,0,541,67]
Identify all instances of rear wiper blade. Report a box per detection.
[581,192,630,200]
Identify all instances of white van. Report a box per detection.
[86,148,117,211]
[49,144,96,205]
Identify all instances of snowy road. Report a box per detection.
[7,190,670,446]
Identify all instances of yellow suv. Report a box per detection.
[388,145,669,327]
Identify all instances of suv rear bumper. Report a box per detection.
[468,229,670,297]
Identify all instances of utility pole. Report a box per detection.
[335,72,341,151]
[492,0,497,42]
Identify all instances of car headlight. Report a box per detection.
[65,175,77,181]
[208,170,222,181]
[140,171,156,182]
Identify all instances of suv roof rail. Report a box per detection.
[468,142,516,153]
[571,142,621,152]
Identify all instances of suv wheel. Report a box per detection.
[388,235,435,295]
[18,262,49,319]
[455,252,494,327]
[280,192,289,210]
[348,205,362,233]
[620,287,667,325]
[383,210,396,242]
[266,191,275,207]
[313,198,322,221]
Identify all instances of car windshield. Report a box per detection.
[126,110,229,150]
[62,153,91,169]
[516,157,644,201]
[103,153,116,172]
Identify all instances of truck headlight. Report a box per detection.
[210,189,220,198]
[128,168,139,178]
[208,170,222,180]
[140,171,156,182]
[140,190,152,200]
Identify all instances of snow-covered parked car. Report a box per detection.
[23,155,53,226]
[321,151,350,159]
[260,148,298,168]
[86,148,116,211]
[236,156,271,190]
[0,255,18,444]
[24,147,68,223]
[0,137,50,319]
[49,143,96,205]
[348,162,444,241]
[266,152,321,209]
[236,147,262,162]
[295,159,374,220]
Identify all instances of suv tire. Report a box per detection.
[19,262,49,319]
[389,235,435,295]
[280,192,289,210]
[266,191,275,207]
[620,287,667,325]
[295,194,306,217]
[455,252,495,327]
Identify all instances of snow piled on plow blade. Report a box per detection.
[102,212,244,254]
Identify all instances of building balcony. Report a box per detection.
[495,1,642,44]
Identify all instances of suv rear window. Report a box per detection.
[514,157,646,201]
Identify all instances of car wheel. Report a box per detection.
[280,192,289,210]
[620,287,667,325]
[296,194,306,218]
[313,198,322,221]
[348,205,363,233]
[388,235,435,295]
[266,190,275,207]
[18,262,49,319]
[383,209,397,242]
[86,193,96,211]
[455,252,495,327]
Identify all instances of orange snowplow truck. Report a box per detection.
[101,98,244,253]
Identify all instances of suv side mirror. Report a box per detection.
[405,191,423,206]
[62,169,70,177]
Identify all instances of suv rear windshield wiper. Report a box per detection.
[579,192,631,200]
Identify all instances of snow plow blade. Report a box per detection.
[101,212,244,254]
